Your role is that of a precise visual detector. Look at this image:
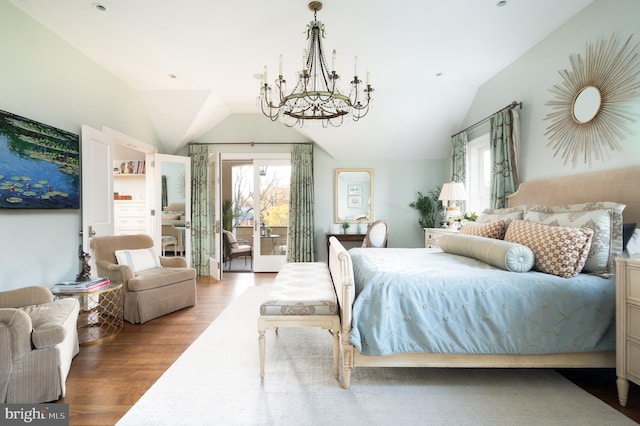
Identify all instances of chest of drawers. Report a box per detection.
[423,228,458,249]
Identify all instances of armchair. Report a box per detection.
[90,234,196,324]
[0,286,80,403]
[223,230,252,270]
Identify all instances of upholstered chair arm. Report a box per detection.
[159,256,188,268]
[0,308,35,362]
[95,260,135,283]
[0,286,54,309]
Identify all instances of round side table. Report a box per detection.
[51,282,124,345]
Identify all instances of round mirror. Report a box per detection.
[572,86,601,123]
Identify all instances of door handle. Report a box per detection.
[88,226,96,237]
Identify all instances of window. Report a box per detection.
[466,133,491,214]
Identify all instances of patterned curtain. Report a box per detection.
[489,109,520,209]
[188,144,213,275]
[450,131,468,183]
[287,144,316,262]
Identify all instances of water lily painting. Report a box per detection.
[0,110,79,209]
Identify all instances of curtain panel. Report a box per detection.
[189,144,213,275]
[489,110,520,209]
[450,131,468,183]
[287,144,316,262]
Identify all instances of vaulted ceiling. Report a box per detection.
[11,0,594,159]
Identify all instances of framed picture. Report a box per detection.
[347,184,362,195]
[0,109,80,209]
[347,195,362,208]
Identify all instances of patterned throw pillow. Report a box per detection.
[504,220,594,278]
[459,220,506,240]
[476,205,525,227]
[524,209,613,273]
[527,202,625,273]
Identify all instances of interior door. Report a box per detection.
[152,153,192,267]
[252,158,291,272]
[80,125,114,273]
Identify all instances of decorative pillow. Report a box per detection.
[504,220,593,278]
[476,205,525,227]
[527,202,625,273]
[439,234,534,272]
[115,248,161,273]
[161,214,181,221]
[459,220,506,240]
[623,223,637,251]
[524,208,612,273]
[625,229,640,257]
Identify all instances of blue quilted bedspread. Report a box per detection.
[348,248,615,356]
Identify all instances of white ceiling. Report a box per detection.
[11,0,594,159]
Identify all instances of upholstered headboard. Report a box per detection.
[508,166,640,224]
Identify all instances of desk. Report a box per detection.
[51,282,124,345]
[326,233,366,253]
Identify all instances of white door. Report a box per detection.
[152,153,192,267]
[252,158,291,272]
[81,125,114,272]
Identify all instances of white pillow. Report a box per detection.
[115,248,161,272]
[624,229,640,257]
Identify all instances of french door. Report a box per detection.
[252,158,291,272]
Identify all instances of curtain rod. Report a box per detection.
[451,101,522,138]
[188,141,312,146]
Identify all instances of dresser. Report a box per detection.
[615,254,640,407]
[114,201,147,235]
[423,228,458,249]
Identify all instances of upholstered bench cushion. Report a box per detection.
[128,267,197,292]
[260,262,338,316]
[20,298,79,349]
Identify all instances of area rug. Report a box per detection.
[117,286,635,426]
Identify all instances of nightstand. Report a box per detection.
[615,254,640,407]
[424,227,458,249]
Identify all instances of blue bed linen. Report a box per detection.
[348,248,615,356]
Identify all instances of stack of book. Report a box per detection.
[54,277,110,292]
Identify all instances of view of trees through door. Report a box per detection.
[222,160,290,272]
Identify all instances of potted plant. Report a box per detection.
[341,222,351,234]
[409,185,443,229]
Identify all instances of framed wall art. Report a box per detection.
[0,109,80,209]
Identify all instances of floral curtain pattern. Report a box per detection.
[188,144,213,275]
[287,144,316,262]
[489,109,520,209]
[450,131,468,183]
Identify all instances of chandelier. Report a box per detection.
[259,1,374,128]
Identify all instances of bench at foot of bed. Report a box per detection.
[258,262,340,380]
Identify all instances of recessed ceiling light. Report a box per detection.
[435,72,443,77]
[93,3,107,12]
[168,74,177,79]
[496,1,508,7]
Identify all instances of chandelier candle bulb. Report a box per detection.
[332,49,336,72]
[354,56,358,76]
[263,66,267,84]
[279,54,283,76]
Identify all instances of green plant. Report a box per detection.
[341,222,351,232]
[409,185,443,228]
[222,199,234,231]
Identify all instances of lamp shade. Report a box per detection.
[438,182,467,202]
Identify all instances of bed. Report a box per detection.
[329,166,640,388]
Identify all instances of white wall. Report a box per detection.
[0,2,159,289]
[463,0,640,181]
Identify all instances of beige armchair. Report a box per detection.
[90,234,196,324]
[162,224,184,256]
[0,286,80,403]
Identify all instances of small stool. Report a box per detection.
[161,236,177,256]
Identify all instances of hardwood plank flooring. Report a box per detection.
[57,273,640,425]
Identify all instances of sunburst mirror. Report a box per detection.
[544,34,640,167]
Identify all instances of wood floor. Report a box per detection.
[57,273,640,425]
